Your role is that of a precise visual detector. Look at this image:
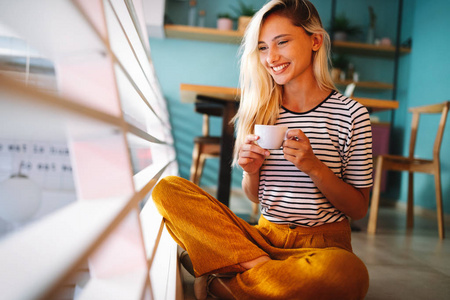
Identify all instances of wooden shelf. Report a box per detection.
[165,24,242,44]
[354,97,399,112]
[332,40,411,57]
[165,26,412,59]
[180,83,398,112]
[335,80,393,90]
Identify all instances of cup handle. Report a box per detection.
[284,129,291,140]
[284,129,299,141]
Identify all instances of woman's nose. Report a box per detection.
[266,48,279,64]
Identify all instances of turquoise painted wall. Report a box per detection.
[395,0,450,212]
[149,37,243,187]
[150,0,449,213]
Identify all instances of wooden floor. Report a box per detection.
[180,190,450,300]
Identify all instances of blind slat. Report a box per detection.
[77,268,148,300]
[0,75,171,145]
[0,197,128,300]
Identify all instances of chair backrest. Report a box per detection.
[195,101,224,137]
[408,101,449,159]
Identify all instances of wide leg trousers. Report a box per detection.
[152,176,369,300]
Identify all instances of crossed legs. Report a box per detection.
[152,176,368,299]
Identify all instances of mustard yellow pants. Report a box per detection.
[152,176,369,300]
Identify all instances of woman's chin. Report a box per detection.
[272,75,288,85]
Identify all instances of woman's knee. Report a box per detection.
[152,175,186,207]
[289,250,368,299]
[323,250,369,299]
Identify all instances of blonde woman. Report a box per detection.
[152,0,372,299]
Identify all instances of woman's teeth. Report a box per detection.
[273,63,289,72]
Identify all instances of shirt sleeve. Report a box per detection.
[342,102,373,188]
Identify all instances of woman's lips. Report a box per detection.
[271,63,289,72]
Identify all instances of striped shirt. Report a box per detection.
[258,91,373,227]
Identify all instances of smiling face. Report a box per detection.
[258,13,322,87]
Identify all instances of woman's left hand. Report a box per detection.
[284,129,369,220]
[283,129,320,175]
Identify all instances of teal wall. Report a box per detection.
[149,37,243,187]
[150,0,450,213]
[394,0,450,212]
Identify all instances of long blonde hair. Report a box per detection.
[232,0,336,164]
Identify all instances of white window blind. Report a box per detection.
[0,0,180,299]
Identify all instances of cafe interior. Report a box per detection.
[0,0,449,299]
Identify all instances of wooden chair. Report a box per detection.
[190,100,261,223]
[246,203,259,224]
[368,101,449,239]
[189,103,222,185]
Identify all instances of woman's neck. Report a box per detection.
[282,80,331,113]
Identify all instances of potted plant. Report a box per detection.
[330,54,349,81]
[230,0,256,32]
[331,13,362,41]
[217,12,233,31]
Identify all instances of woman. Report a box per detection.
[152,0,372,299]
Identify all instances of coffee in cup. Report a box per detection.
[254,124,288,149]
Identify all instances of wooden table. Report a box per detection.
[181,84,239,206]
[180,83,399,206]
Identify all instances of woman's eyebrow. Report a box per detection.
[258,34,292,44]
[272,34,291,41]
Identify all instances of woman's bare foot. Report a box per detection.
[209,256,272,299]
[209,277,234,299]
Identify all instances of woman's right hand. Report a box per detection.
[238,134,270,175]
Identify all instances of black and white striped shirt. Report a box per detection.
[258,91,373,227]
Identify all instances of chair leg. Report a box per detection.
[368,156,383,234]
[190,143,201,184]
[434,167,445,239]
[406,172,414,229]
[249,202,259,224]
[195,154,207,186]
[252,202,259,216]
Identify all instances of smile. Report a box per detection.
[272,63,289,72]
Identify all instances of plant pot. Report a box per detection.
[331,68,341,81]
[366,27,375,44]
[217,18,233,31]
[334,31,347,41]
[238,16,252,32]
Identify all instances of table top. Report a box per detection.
[180,83,399,112]
[180,83,239,103]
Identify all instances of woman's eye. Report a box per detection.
[258,46,268,51]
[278,40,288,46]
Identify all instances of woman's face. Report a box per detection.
[258,13,320,87]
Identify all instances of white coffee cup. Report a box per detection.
[254,124,288,149]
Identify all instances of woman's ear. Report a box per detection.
[311,33,323,51]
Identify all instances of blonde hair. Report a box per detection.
[232,0,336,164]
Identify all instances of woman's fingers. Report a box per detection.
[238,134,270,173]
[241,143,269,156]
[284,128,311,149]
[285,128,308,142]
[245,134,259,144]
[241,134,270,156]
[238,156,254,166]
